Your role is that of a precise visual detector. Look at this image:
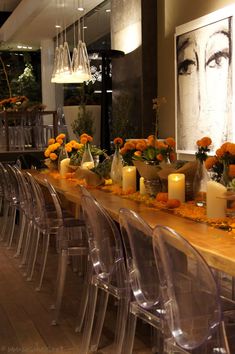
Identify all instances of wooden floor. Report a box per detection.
[0,240,152,354]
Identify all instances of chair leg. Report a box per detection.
[35,232,50,291]
[75,258,92,333]
[19,220,33,267]
[89,289,109,352]
[79,283,98,354]
[51,249,68,325]
[113,297,130,354]
[0,201,9,241]
[7,207,17,248]
[14,213,26,258]
[121,311,137,354]
[27,228,41,281]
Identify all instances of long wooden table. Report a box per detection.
[32,171,235,277]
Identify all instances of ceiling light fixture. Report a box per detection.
[51,0,91,84]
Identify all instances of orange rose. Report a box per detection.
[215,148,224,158]
[156,153,163,161]
[56,138,63,145]
[56,133,65,141]
[124,142,136,150]
[80,137,88,145]
[229,164,235,177]
[165,137,176,148]
[220,142,230,153]
[44,149,50,158]
[197,137,212,147]
[134,150,142,157]
[48,138,55,145]
[120,147,127,155]
[156,141,168,149]
[113,137,123,146]
[169,152,176,162]
[87,135,93,143]
[227,143,235,156]
[49,153,58,161]
[136,141,147,151]
[65,145,72,153]
[147,135,155,147]
[205,156,218,170]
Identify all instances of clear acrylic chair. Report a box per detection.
[152,225,231,354]
[79,195,130,354]
[119,208,164,354]
[0,163,21,247]
[44,180,88,326]
[24,172,86,294]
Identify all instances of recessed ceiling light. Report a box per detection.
[106,9,111,12]
[83,26,87,29]
[55,25,61,28]
[22,46,27,49]
[28,47,32,50]
[17,45,22,49]
[77,7,84,11]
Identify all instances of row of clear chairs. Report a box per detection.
[0,162,88,326]
[78,189,232,354]
[0,166,233,353]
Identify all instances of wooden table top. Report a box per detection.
[32,170,235,277]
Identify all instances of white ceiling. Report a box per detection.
[0,0,110,50]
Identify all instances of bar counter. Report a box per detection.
[32,170,235,277]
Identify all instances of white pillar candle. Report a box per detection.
[168,173,185,202]
[207,181,227,218]
[59,158,70,177]
[81,161,95,170]
[122,166,136,192]
[139,177,146,195]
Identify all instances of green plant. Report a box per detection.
[71,104,94,138]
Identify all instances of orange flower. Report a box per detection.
[229,164,235,177]
[169,152,176,162]
[124,142,136,150]
[156,141,168,149]
[120,147,127,155]
[44,149,50,158]
[147,135,155,147]
[197,137,212,147]
[80,133,88,139]
[87,135,93,143]
[48,138,55,145]
[56,138,63,145]
[226,143,235,156]
[166,199,181,209]
[80,136,88,145]
[216,148,224,158]
[65,145,72,153]
[136,140,147,151]
[220,142,230,153]
[113,137,123,146]
[165,137,176,148]
[49,153,58,161]
[205,156,218,170]
[156,153,163,161]
[56,133,65,141]
[134,150,142,157]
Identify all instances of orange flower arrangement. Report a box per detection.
[0,95,28,111]
[195,136,212,162]
[118,135,176,165]
[44,133,67,166]
[205,141,235,183]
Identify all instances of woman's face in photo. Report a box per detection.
[177,18,232,152]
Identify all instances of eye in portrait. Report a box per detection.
[176,17,232,153]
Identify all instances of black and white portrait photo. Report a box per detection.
[176,14,233,153]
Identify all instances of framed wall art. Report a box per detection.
[175,5,235,155]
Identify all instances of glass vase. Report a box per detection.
[110,147,123,186]
[193,160,210,206]
[81,143,94,169]
[58,145,68,172]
